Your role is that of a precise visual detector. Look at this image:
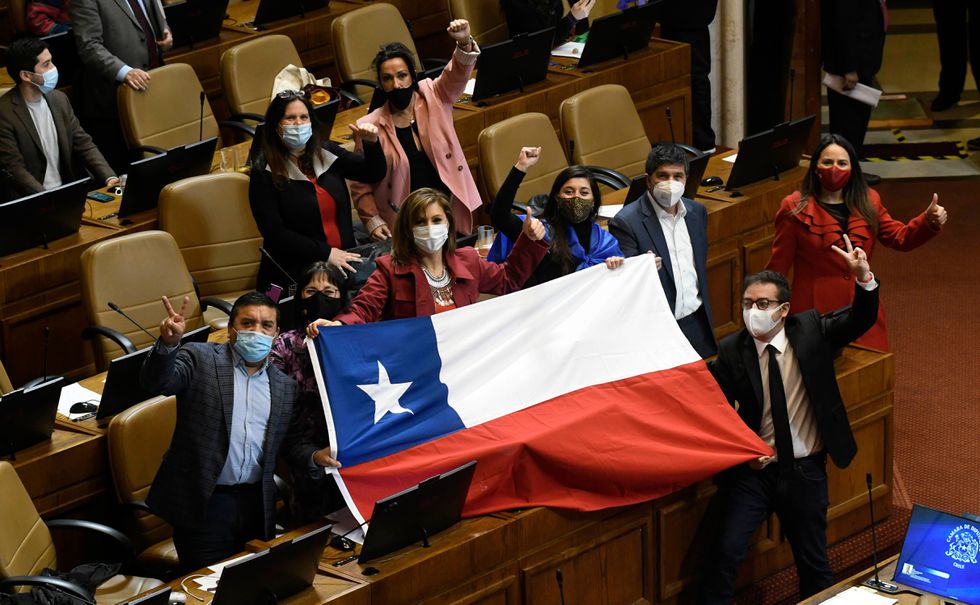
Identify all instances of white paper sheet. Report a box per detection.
[57,382,102,419]
[822,73,883,108]
[819,586,898,605]
[722,154,737,163]
[551,41,585,59]
[327,507,367,545]
[598,204,624,219]
[464,78,476,96]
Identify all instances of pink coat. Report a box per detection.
[351,46,482,235]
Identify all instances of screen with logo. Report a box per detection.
[894,505,980,605]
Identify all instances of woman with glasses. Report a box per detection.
[250,90,386,292]
[766,134,947,350]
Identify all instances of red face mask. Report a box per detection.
[816,165,851,192]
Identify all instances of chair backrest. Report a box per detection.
[159,172,261,299]
[478,112,569,202]
[448,0,509,46]
[591,0,622,19]
[0,360,13,394]
[117,63,220,152]
[9,0,25,32]
[221,35,302,121]
[107,396,176,550]
[0,461,56,578]
[79,230,204,370]
[560,84,650,179]
[331,3,420,97]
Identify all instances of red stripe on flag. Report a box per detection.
[337,361,770,520]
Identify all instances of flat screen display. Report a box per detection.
[893,504,980,605]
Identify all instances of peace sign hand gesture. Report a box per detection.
[831,234,872,284]
[160,295,189,347]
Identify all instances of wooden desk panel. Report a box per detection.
[11,428,108,518]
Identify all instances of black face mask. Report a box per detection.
[386,85,416,111]
[298,292,344,325]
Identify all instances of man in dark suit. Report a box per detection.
[0,37,118,201]
[609,144,716,358]
[141,291,339,570]
[70,0,172,172]
[697,236,879,603]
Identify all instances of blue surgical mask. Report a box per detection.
[32,67,58,94]
[232,329,274,364]
[281,123,313,149]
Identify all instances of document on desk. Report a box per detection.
[819,586,898,604]
[823,73,883,107]
[552,41,585,59]
[597,204,623,219]
[57,382,102,419]
[464,78,476,96]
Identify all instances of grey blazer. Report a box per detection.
[0,88,113,199]
[70,0,169,117]
[141,341,315,537]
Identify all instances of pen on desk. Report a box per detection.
[705,186,723,193]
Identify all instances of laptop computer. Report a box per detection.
[117,587,172,605]
[0,178,91,256]
[0,377,64,457]
[577,2,661,69]
[471,27,555,102]
[358,460,477,563]
[891,504,980,605]
[165,0,229,48]
[118,137,218,218]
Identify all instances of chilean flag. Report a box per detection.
[309,254,770,525]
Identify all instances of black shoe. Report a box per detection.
[968,137,980,151]
[864,172,882,186]
[930,94,960,112]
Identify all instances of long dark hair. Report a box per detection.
[540,165,601,275]
[796,134,878,233]
[253,92,327,188]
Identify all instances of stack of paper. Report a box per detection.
[819,586,898,605]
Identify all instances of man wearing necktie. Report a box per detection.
[70,0,173,172]
[697,235,879,603]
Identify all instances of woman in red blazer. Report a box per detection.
[766,134,947,350]
[325,188,548,325]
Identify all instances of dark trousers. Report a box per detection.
[934,0,980,98]
[660,24,716,151]
[677,306,717,359]
[745,0,798,134]
[698,454,834,604]
[828,76,876,158]
[172,483,265,572]
[80,114,130,176]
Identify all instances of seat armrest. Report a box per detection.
[46,519,136,566]
[339,79,380,96]
[121,499,154,514]
[130,144,168,158]
[229,112,265,124]
[200,297,232,316]
[0,575,94,602]
[218,120,256,138]
[583,166,631,189]
[81,325,138,355]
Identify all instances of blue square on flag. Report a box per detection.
[311,317,465,466]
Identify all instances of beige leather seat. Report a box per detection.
[221,35,303,123]
[478,112,571,202]
[448,0,509,46]
[79,230,210,371]
[560,84,651,179]
[0,360,13,394]
[331,3,421,101]
[159,173,261,329]
[108,396,179,577]
[591,0,623,20]
[0,461,163,603]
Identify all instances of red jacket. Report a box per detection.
[27,2,70,36]
[766,189,940,350]
[335,233,548,324]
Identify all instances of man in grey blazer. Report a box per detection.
[609,144,717,358]
[70,0,172,171]
[0,37,118,201]
[141,291,339,571]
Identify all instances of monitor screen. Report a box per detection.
[893,504,980,605]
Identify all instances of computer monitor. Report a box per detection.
[167,137,219,183]
[358,460,477,563]
[118,137,218,218]
[312,98,341,135]
[726,114,816,190]
[684,151,711,198]
[254,0,328,28]
[892,504,980,605]
[471,27,555,102]
[117,587,171,605]
[0,377,64,456]
[165,0,229,48]
[0,177,91,256]
[577,2,661,69]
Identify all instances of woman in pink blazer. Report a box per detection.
[350,19,482,239]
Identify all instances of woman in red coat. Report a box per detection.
[766,134,947,350]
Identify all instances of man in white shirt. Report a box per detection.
[0,37,118,201]
[699,237,879,603]
[609,144,717,357]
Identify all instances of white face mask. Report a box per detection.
[742,305,786,340]
[652,179,685,208]
[413,223,449,254]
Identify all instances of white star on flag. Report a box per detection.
[357,360,414,424]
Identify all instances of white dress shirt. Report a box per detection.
[648,192,702,319]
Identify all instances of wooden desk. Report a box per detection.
[10,427,107,518]
[800,556,927,604]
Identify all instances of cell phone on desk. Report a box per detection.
[87,191,115,202]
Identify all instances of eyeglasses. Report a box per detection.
[741,298,785,311]
[276,89,308,100]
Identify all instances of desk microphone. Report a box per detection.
[787,68,796,122]
[259,247,298,289]
[555,569,566,605]
[863,472,899,593]
[107,302,157,343]
[198,91,206,141]
[40,326,50,382]
[666,106,676,147]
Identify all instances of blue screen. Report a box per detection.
[894,505,980,605]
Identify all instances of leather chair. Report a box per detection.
[560,84,651,179]
[107,396,180,578]
[117,63,252,158]
[591,0,623,20]
[448,0,508,46]
[220,35,303,125]
[159,173,261,329]
[0,360,13,394]
[478,112,630,205]
[79,230,228,371]
[0,461,164,603]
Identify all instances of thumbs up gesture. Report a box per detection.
[925,193,947,228]
[522,208,546,241]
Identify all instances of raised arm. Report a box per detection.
[490,147,541,240]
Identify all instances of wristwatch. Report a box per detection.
[457,35,476,51]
